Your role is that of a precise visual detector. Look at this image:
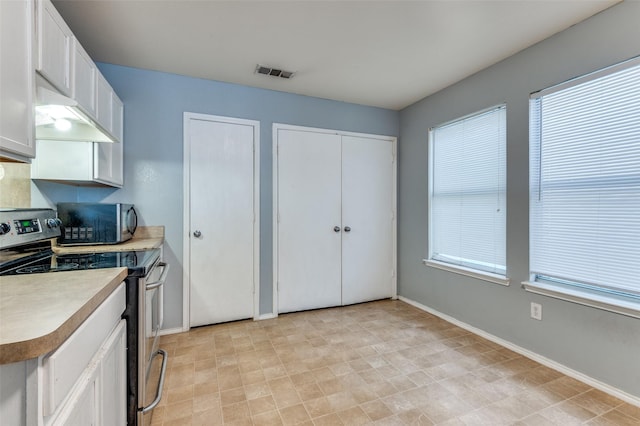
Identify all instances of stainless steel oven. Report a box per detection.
[136,258,169,426]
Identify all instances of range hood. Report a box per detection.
[35,76,116,143]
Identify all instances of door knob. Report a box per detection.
[193,230,202,238]
[333,226,341,232]
[344,226,351,232]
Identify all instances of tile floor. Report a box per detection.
[151,300,640,425]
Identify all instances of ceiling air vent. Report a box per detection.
[255,64,295,79]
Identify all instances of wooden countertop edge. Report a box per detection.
[0,268,128,365]
[51,237,164,254]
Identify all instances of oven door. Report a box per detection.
[138,261,169,425]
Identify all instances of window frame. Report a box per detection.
[425,104,510,286]
[524,55,640,318]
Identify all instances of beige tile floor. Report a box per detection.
[151,300,640,425]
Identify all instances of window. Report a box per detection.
[529,57,640,302]
[427,105,507,280]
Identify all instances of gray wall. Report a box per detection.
[33,67,399,330]
[398,1,640,398]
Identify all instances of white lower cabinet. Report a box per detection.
[52,320,126,426]
[99,320,127,426]
[0,283,127,426]
[44,283,126,426]
[53,364,98,425]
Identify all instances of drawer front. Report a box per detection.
[42,283,125,416]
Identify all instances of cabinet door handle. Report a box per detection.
[333,226,341,232]
[344,226,351,232]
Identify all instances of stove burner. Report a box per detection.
[55,263,80,271]
[16,265,49,274]
[57,253,94,260]
[16,262,82,274]
[89,261,114,269]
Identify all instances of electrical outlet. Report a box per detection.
[530,302,542,320]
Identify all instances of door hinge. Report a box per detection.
[392,269,395,278]
[277,212,280,223]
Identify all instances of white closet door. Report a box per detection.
[341,136,394,305]
[277,129,342,313]
[189,118,255,326]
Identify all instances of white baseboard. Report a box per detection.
[257,313,277,321]
[398,295,640,408]
[158,326,184,336]
[161,313,277,336]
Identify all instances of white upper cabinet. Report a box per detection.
[32,139,124,188]
[96,73,113,134]
[95,73,123,143]
[112,93,124,143]
[35,0,123,145]
[72,39,97,117]
[31,0,124,184]
[94,139,123,187]
[36,0,73,97]
[0,0,35,160]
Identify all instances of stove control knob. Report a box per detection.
[46,218,62,228]
[0,222,10,235]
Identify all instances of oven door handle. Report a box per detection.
[140,349,168,414]
[145,262,169,291]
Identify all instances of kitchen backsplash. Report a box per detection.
[0,162,31,208]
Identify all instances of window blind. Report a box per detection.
[429,106,506,275]
[529,57,640,297]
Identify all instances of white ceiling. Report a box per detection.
[52,0,619,110]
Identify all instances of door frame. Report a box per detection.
[183,112,260,331]
[272,123,397,317]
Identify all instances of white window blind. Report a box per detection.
[429,105,506,276]
[529,57,640,297]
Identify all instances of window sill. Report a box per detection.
[422,259,510,287]
[522,280,640,319]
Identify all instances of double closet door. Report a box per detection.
[275,126,396,313]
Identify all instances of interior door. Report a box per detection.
[341,136,394,304]
[277,129,343,313]
[189,117,255,326]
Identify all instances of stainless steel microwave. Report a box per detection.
[57,203,137,245]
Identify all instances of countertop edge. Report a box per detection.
[0,268,128,365]
[51,236,164,254]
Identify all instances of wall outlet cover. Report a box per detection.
[531,302,542,320]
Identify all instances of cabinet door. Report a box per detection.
[277,129,343,313]
[52,365,98,426]
[341,136,395,305]
[37,0,73,96]
[0,0,35,160]
[73,39,97,118]
[94,140,123,187]
[31,140,93,182]
[96,73,113,135]
[111,93,124,143]
[100,320,126,426]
